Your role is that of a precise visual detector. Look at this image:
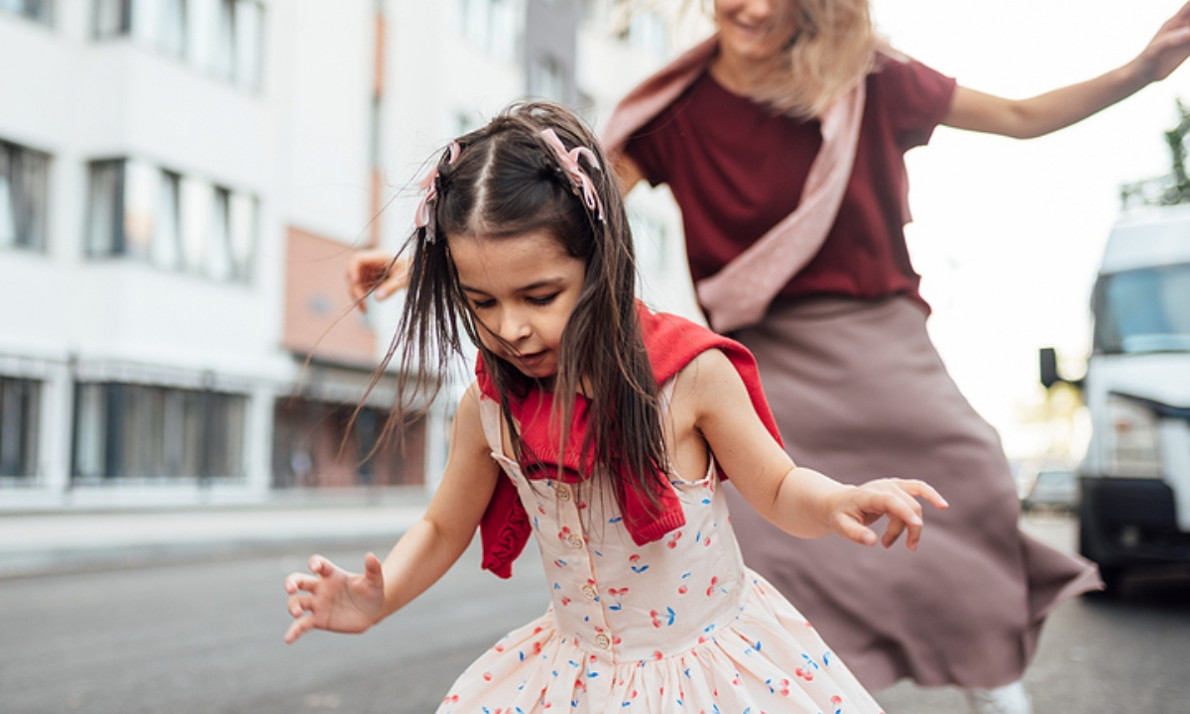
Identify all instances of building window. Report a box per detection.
[209,0,263,90]
[86,158,257,282]
[617,9,668,56]
[73,381,246,481]
[93,0,131,37]
[93,0,262,90]
[529,53,566,103]
[0,376,40,478]
[0,0,53,25]
[272,397,426,488]
[0,139,50,252]
[132,0,188,57]
[459,0,519,62]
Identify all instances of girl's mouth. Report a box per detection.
[515,350,547,366]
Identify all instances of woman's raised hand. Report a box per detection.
[826,478,949,552]
[1136,1,1190,84]
[347,249,410,314]
[283,553,386,644]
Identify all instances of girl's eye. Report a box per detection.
[527,293,558,306]
[472,299,496,310]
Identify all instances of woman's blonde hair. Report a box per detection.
[642,0,880,118]
[751,0,879,118]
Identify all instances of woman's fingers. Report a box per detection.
[345,251,408,313]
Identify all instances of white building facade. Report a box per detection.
[0,0,698,510]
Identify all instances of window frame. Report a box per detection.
[0,138,51,253]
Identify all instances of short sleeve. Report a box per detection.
[622,85,703,189]
[623,122,669,188]
[874,51,957,150]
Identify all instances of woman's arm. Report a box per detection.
[284,383,500,643]
[681,350,946,549]
[944,2,1190,138]
[613,154,645,196]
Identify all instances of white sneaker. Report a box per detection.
[965,681,1032,714]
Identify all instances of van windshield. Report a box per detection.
[1094,263,1190,354]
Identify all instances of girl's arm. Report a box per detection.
[944,3,1190,139]
[283,383,501,643]
[680,350,947,549]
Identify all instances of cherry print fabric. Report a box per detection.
[434,394,885,714]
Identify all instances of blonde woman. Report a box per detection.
[599,1,1190,713]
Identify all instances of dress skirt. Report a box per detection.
[726,296,1101,690]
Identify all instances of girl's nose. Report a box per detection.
[498,309,531,344]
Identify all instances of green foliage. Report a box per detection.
[1121,99,1190,208]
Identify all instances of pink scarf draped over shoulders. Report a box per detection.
[602,35,869,334]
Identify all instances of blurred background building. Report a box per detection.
[0,0,701,510]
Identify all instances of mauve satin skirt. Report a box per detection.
[724,296,1101,690]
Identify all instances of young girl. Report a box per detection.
[283,102,946,713]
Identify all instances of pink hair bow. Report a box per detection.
[414,141,462,233]
[540,129,605,222]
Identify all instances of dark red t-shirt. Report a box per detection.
[625,53,956,312]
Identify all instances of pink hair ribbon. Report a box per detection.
[540,129,605,222]
[414,141,462,233]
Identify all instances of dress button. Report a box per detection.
[582,584,597,600]
[556,484,571,501]
[594,633,611,649]
[566,533,583,549]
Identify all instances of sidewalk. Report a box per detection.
[0,493,431,579]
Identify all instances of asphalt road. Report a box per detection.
[2,513,1188,713]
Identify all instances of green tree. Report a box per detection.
[1121,99,1190,207]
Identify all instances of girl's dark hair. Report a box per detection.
[380,101,667,515]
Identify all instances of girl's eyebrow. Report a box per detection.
[459,277,567,295]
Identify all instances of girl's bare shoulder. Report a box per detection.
[671,349,742,413]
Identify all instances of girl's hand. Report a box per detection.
[347,249,410,313]
[1133,1,1190,84]
[825,478,948,551]
[283,553,386,644]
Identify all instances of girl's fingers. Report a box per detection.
[287,594,312,619]
[894,478,948,510]
[308,554,334,577]
[871,490,923,532]
[835,514,878,546]
[284,572,314,595]
[880,518,907,549]
[284,616,314,645]
[363,552,384,585]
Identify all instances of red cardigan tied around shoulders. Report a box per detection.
[476,303,782,578]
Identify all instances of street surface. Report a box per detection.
[2,513,1188,713]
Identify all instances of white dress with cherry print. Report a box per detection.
[435,387,885,714]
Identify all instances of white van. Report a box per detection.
[1041,203,1190,594]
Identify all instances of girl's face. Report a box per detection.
[450,228,586,381]
[713,0,799,65]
